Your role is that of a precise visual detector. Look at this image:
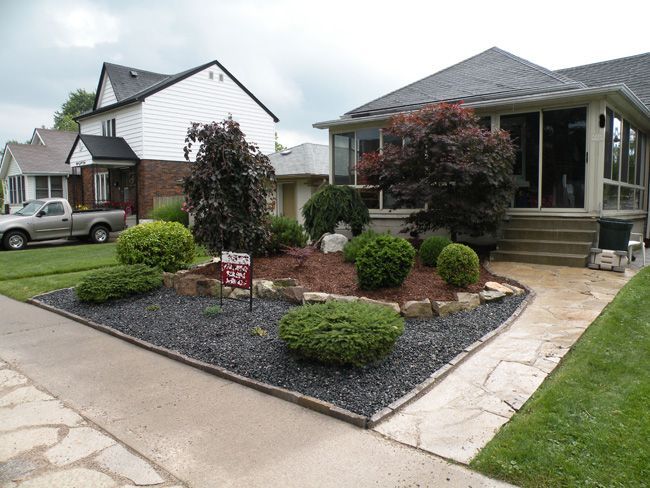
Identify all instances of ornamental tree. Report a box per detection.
[357,103,515,241]
[183,120,275,254]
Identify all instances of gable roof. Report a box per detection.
[85,60,279,122]
[556,52,650,108]
[268,143,329,177]
[346,47,586,117]
[1,129,77,177]
[68,134,139,162]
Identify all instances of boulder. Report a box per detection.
[174,274,203,296]
[253,280,277,298]
[273,278,298,287]
[196,278,220,297]
[456,292,481,310]
[279,286,306,304]
[485,281,514,295]
[358,297,401,314]
[303,292,330,304]
[401,299,433,318]
[230,287,252,300]
[326,294,359,303]
[432,300,467,316]
[503,283,525,296]
[162,272,175,288]
[321,233,348,254]
[479,290,506,303]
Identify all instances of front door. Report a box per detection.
[281,183,297,219]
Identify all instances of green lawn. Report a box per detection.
[471,266,650,487]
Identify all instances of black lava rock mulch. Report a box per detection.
[36,288,526,417]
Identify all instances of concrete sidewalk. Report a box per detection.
[0,295,511,488]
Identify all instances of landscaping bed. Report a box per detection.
[36,287,526,418]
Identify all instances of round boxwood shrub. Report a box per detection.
[278,301,404,367]
[437,243,480,287]
[419,235,452,267]
[343,229,379,263]
[267,215,308,254]
[76,264,162,303]
[116,221,195,272]
[356,234,416,290]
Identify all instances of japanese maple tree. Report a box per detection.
[183,120,275,254]
[357,103,515,240]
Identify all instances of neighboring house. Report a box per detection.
[0,129,79,214]
[268,143,328,224]
[66,60,279,220]
[314,47,650,266]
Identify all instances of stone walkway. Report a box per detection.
[0,361,182,487]
[375,262,633,464]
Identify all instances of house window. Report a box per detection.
[35,176,49,199]
[35,176,64,199]
[50,176,63,197]
[7,175,25,204]
[102,118,116,137]
[94,172,109,203]
[603,108,646,211]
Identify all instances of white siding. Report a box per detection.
[142,65,275,161]
[98,74,117,108]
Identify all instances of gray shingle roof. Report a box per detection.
[346,47,585,117]
[556,52,650,107]
[104,63,169,102]
[5,129,77,174]
[268,143,329,177]
[78,134,139,161]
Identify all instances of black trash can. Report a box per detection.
[597,218,633,251]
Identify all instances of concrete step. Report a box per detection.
[502,228,597,243]
[497,239,593,255]
[504,217,598,231]
[490,250,589,267]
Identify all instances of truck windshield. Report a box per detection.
[14,200,45,216]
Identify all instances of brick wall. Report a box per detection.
[137,160,190,218]
[80,167,94,207]
[66,175,83,208]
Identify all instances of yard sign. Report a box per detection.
[220,251,253,311]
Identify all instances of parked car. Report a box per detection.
[0,198,126,250]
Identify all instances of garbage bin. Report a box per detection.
[597,218,633,251]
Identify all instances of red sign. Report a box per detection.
[221,252,251,289]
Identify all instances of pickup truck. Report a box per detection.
[0,198,126,250]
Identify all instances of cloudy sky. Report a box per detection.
[1,0,649,148]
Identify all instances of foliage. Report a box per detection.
[53,89,95,132]
[436,243,480,287]
[250,326,268,337]
[355,234,415,290]
[357,103,515,240]
[274,132,286,152]
[75,264,162,303]
[278,301,405,367]
[204,305,222,317]
[116,221,195,272]
[343,229,380,263]
[419,235,452,267]
[183,120,275,255]
[267,215,308,254]
[146,304,161,311]
[150,200,189,227]
[472,267,650,487]
[302,185,370,240]
[283,245,315,268]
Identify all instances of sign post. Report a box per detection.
[220,251,253,311]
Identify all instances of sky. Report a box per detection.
[1,0,649,149]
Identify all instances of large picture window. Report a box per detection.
[7,175,25,204]
[35,176,64,199]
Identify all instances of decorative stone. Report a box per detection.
[484,281,514,295]
[162,272,175,288]
[479,290,506,303]
[0,428,59,462]
[273,278,298,287]
[45,427,115,466]
[503,284,525,296]
[326,294,359,303]
[456,292,481,310]
[0,386,51,407]
[173,274,203,296]
[0,400,83,432]
[401,299,433,318]
[196,278,220,297]
[229,287,252,300]
[321,233,348,254]
[253,280,277,298]
[95,444,164,486]
[303,292,330,304]
[0,369,28,388]
[17,468,116,488]
[358,297,401,314]
[432,300,466,316]
[279,286,306,304]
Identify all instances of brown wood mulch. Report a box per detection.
[244,252,500,304]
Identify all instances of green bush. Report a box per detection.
[302,185,370,240]
[76,264,162,303]
[343,229,380,263]
[204,305,222,317]
[267,216,308,254]
[356,235,416,290]
[419,236,452,267]
[278,301,404,366]
[150,201,189,227]
[116,221,195,272]
[437,243,480,287]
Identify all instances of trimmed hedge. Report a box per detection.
[419,236,452,267]
[302,185,370,239]
[437,243,480,287]
[116,221,195,272]
[356,234,415,290]
[76,264,162,303]
[343,229,379,263]
[267,216,308,254]
[278,301,404,366]
[150,201,189,227]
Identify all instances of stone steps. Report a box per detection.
[504,217,597,230]
[497,238,593,255]
[502,228,597,242]
[490,250,589,267]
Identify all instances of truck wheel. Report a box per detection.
[90,225,110,244]
[3,230,28,251]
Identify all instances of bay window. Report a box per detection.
[7,175,25,204]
